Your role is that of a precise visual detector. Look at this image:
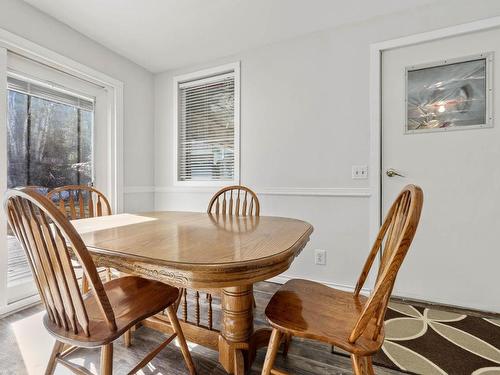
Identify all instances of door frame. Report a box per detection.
[0,27,124,316]
[368,16,500,279]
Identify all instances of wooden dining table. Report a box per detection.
[71,211,313,374]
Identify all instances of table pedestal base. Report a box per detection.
[142,284,274,374]
[219,285,254,374]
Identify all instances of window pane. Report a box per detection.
[7,91,28,188]
[6,79,95,302]
[7,91,94,189]
[29,97,79,188]
[178,74,235,182]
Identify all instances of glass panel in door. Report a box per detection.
[6,83,94,303]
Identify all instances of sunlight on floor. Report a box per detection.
[10,310,71,374]
[174,338,199,351]
[9,309,200,375]
[138,362,160,375]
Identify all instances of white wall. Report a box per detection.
[155,0,500,293]
[0,0,155,211]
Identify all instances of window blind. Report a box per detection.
[7,75,94,112]
[177,71,235,182]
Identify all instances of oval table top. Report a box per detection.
[72,211,313,288]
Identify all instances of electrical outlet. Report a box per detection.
[315,249,327,265]
[352,165,368,179]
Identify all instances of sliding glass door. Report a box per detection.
[6,76,95,303]
[1,51,109,311]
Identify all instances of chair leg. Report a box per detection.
[351,354,374,375]
[282,333,292,358]
[100,343,113,375]
[124,329,132,347]
[166,305,196,375]
[262,328,283,375]
[45,340,64,375]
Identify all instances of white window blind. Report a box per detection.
[177,70,236,182]
[7,75,94,111]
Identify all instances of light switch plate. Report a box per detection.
[352,165,368,179]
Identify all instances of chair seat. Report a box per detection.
[265,279,384,355]
[44,276,179,347]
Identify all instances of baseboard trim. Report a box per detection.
[267,274,372,295]
[391,295,500,319]
[0,295,40,318]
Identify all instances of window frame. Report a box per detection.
[173,62,240,187]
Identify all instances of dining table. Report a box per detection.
[71,211,313,374]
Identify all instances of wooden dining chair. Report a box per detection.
[47,185,113,293]
[4,188,196,375]
[47,185,112,220]
[207,185,260,216]
[207,185,260,307]
[261,184,423,375]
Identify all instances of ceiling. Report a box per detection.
[24,0,436,73]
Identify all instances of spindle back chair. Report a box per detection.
[350,185,423,344]
[47,185,112,220]
[47,185,113,293]
[206,185,260,309]
[261,185,424,375]
[4,188,196,375]
[207,185,260,216]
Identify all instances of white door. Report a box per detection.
[382,27,500,313]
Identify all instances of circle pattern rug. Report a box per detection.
[372,302,500,375]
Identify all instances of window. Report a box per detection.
[7,74,94,189]
[174,63,240,185]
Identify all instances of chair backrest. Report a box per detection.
[47,185,112,220]
[350,184,423,344]
[4,188,116,336]
[207,185,260,216]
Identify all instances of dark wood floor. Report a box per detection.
[0,281,405,375]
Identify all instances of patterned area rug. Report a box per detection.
[372,302,500,375]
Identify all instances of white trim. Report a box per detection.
[256,187,370,197]
[0,27,124,213]
[372,16,500,52]
[0,295,40,318]
[369,16,500,291]
[172,62,240,187]
[0,28,123,88]
[268,274,372,295]
[153,186,371,197]
[0,47,7,309]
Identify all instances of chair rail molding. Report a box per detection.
[146,186,371,197]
